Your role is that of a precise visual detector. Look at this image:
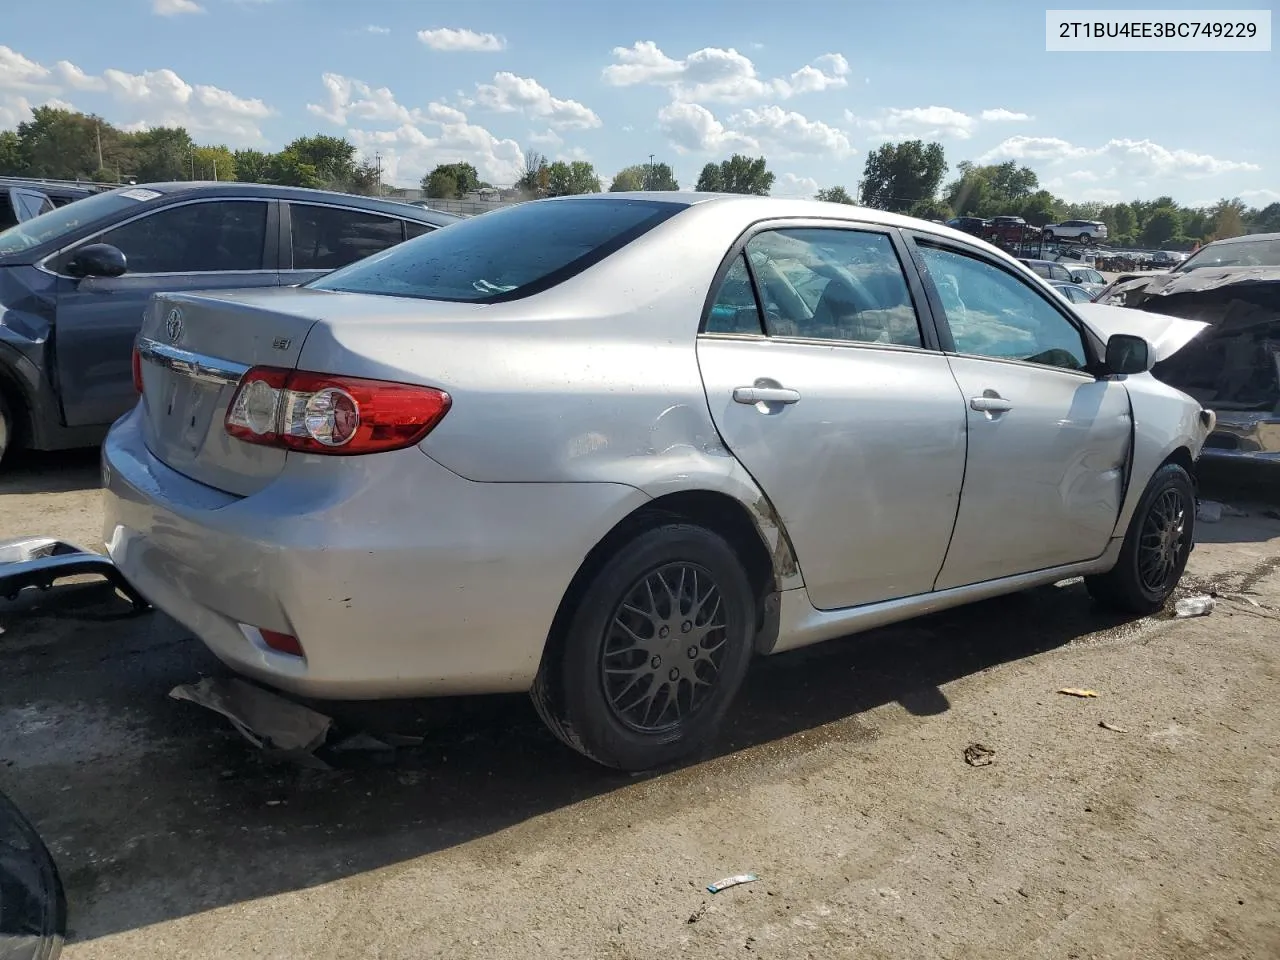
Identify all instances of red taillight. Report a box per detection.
[131,344,143,394]
[225,366,451,455]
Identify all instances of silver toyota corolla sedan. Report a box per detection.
[102,193,1216,771]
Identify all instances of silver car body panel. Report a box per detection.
[103,194,1213,699]
[103,408,651,697]
[696,337,965,610]
[933,358,1131,590]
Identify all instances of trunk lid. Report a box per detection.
[137,287,494,496]
[137,288,325,496]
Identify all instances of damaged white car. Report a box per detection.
[102,195,1214,771]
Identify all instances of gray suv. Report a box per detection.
[0,182,459,465]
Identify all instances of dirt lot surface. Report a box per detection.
[1,451,1278,960]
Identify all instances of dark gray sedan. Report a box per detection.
[0,181,459,465]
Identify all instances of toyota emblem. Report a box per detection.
[165,308,183,343]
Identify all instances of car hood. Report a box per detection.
[1073,302,1209,363]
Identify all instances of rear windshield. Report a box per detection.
[0,187,163,257]
[308,197,686,303]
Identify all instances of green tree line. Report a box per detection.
[0,106,382,193]
[818,139,1277,250]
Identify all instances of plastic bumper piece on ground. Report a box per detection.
[0,537,150,612]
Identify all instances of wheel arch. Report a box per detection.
[0,356,33,453]
[542,487,799,676]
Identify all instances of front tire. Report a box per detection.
[531,522,756,771]
[0,394,13,469]
[1086,462,1195,614]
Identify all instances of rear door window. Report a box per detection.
[289,204,406,270]
[310,198,685,303]
[743,227,923,347]
[704,253,764,335]
[86,200,269,273]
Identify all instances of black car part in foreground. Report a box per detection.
[0,789,66,960]
[1103,266,1280,461]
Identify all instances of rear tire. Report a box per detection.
[1078,232,1092,244]
[1086,462,1195,615]
[531,522,756,771]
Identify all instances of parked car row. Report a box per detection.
[946,216,1109,247]
[82,192,1217,771]
[0,181,459,464]
[1018,259,1107,297]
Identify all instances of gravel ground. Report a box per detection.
[1,450,1277,960]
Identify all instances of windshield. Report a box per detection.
[0,187,163,257]
[1175,237,1280,272]
[310,198,686,303]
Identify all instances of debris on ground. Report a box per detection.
[170,678,332,753]
[963,743,995,766]
[1058,688,1100,698]
[1174,596,1216,618]
[687,903,707,924]
[707,874,759,894]
[1098,721,1129,733]
[1197,501,1223,523]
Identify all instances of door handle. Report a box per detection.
[733,386,801,405]
[970,395,1013,413]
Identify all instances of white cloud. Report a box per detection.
[603,41,850,102]
[776,172,819,197]
[348,119,524,186]
[980,108,1032,122]
[528,129,563,147]
[0,46,51,91]
[729,105,853,157]
[1099,138,1259,178]
[1080,188,1123,201]
[980,135,1092,162]
[881,105,976,140]
[303,73,531,186]
[95,65,272,144]
[0,95,35,128]
[982,135,1259,180]
[54,61,106,91]
[658,101,852,159]
[1241,188,1280,205]
[308,73,416,125]
[788,53,850,94]
[418,27,506,52]
[152,0,204,15]
[658,101,757,155]
[473,72,600,130]
[365,25,390,35]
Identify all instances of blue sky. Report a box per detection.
[2,0,1275,206]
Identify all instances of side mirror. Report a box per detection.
[65,243,127,279]
[1105,333,1153,375]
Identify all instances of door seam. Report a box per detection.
[930,354,971,592]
